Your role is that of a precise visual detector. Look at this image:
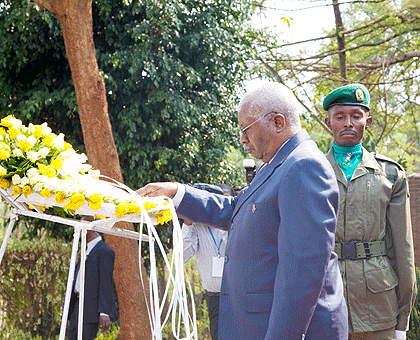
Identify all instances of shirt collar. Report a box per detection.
[86,235,102,256]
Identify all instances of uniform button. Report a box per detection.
[224,256,229,263]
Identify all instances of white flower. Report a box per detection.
[28,123,35,134]
[33,182,43,192]
[12,175,21,185]
[20,177,30,186]
[41,122,51,135]
[52,133,65,150]
[13,149,23,157]
[44,177,61,192]
[26,151,39,162]
[89,169,101,178]
[38,147,50,158]
[16,134,26,142]
[26,168,39,179]
[9,117,23,129]
[27,135,37,146]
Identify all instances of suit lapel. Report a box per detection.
[232,130,311,219]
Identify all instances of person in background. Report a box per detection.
[323,83,416,340]
[137,82,348,340]
[68,216,118,340]
[182,183,230,340]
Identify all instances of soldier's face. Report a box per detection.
[325,105,372,147]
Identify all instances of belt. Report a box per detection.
[335,240,386,260]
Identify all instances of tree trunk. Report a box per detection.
[332,0,348,83]
[30,0,152,338]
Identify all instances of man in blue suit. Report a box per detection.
[137,82,348,339]
[68,217,118,340]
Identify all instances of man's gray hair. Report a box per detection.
[239,82,302,128]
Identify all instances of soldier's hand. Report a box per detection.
[136,182,178,198]
[100,315,112,332]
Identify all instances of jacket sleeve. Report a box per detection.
[177,185,236,230]
[388,168,417,330]
[97,246,118,322]
[182,223,199,263]
[264,157,339,339]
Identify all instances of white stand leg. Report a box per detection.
[58,226,81,340]
[0,213,17,265]
[78,228,87,340]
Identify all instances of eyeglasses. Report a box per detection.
[240,111,276,137]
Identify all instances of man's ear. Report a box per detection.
[366,115,373,129]
[325,117,332,130]
[273,113,286,132]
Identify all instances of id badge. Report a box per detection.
[212,256,225,277]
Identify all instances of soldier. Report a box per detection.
[323,83,417,340]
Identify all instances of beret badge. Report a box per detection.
[355,88,364,102]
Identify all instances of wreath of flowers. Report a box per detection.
[0,115,172,225]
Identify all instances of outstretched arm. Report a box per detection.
[136,182,178,198]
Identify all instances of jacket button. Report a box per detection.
[224,256,229,263]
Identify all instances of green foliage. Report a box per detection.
[0,236,71,338]
[0,0,260,189]
[408,267,420,339]
[94,324,120,340]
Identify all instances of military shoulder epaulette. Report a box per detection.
[373,153,405,171]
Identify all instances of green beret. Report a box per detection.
[323,83,370,111]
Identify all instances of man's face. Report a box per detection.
[325,105,372,147]
[238,109,274,162]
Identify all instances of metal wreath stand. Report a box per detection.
[0,187,198,340]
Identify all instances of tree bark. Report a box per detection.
[332,0,347,83]
[30,0,152,338]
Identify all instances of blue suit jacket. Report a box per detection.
[69,240,118,324]
[177,130,348,340]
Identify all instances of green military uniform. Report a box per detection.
[326,147,416,333]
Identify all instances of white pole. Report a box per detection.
[58,225,81,340]
[78,228,87,340]
[0,213,17,265]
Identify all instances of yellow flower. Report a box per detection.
[54,191,65,204]
[143,201,157,211]
[37,163,56,178]
[35,205,46,211]
[64,192,85,210]
[94,214,106,219]
[40,188,51,198]
[128,202,141,215]
[0,127,6,137]
[0,115,16,128]
[17,140,31,152]
[115,202,129,217]
[157,209,172,225]
[0,178,9,189]
[12,185,21,196]
[33,125,44,138]
[22,185,33,197]
[51,157,63,170]
[43,133,55,146]
[0,166,6,177]
[8,126,19,139]
[88,194,102,210]
[63,141,73,150]
[0,142,11,160]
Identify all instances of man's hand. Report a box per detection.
[136,182,178,198]
[100,315,112,332]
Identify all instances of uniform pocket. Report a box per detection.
[365,262,398,293]
[364,259,399,324]
[245,292,273,313]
